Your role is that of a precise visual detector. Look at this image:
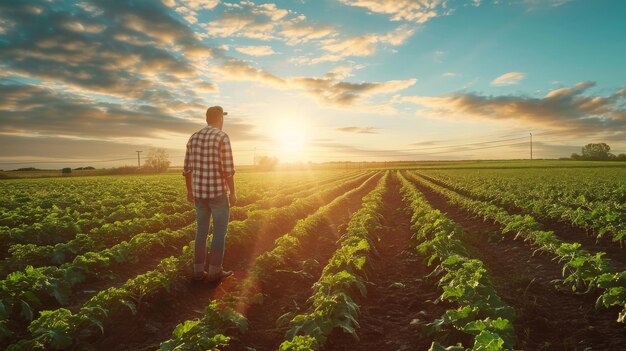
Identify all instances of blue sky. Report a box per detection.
[1,0,625,168]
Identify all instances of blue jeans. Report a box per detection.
[194,193,230,273]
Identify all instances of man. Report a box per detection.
[183,106,237,283]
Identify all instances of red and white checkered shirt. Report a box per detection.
[184,126,235,199]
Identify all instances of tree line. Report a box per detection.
[570,143,626,161]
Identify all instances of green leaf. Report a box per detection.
[428,342,466,351]
[473,330,505,351]
[19,300,33,321]
[0,301,8,319]
[0,320,13,341]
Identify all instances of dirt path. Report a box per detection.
[91,174,381,351]
[412,179,626,351]
[417,172,626,271]
[325,175,448,351]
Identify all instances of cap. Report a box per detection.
[206,106,228,120]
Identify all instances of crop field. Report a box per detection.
[0,163,625,351]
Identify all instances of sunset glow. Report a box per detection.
[0,1,625,168]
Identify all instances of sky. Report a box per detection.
[1,0,625,168]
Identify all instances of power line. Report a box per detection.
[394,136,529,152]
[298,141,530,159]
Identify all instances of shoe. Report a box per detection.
[206,270,233,282]
[192,271,211,283]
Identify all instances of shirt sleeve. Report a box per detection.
[220,134,235,178]
[183,138,193,174]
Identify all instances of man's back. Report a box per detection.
[184,125,235,200]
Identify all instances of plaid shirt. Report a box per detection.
[184,126,235,199]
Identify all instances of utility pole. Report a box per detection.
[136,151,142,168]
[530,133,533,161]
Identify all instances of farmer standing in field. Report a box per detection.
[183,106,236,283]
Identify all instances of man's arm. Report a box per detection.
[184,171,194,202]
[226,175,236,205]
[183,139,194,202]
[220,135,236,205]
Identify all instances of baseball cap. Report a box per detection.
[206,106,228,119]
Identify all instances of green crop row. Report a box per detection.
[408,171,626,324]
[230,171,368,220]
[0,208,194,276]
[0,172,321,250]
[399,172,517,351]
[2,171,364,275]
[4,172,379,350]
[419,170,626,244]
[277,172,388,350]
[0,185,188,248]
[156,173,383,351]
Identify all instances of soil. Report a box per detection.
[411,178,626,351]
[89,173,381,351]
[325,175,450,351]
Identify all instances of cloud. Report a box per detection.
[523,0,573,8]
[442,72,458,77]
[0,0,216,105]
[214,60,286,86]
[234,45,277,57]
[0,82,260,142]
[289,76,417,106]
[61,21,106,34]
[203,11,276,40]
[399,81,626,138]
[491,71,526,86]
[201,2,336,46]
[338,0,446,23]
[0,134,179,162]
[213,57,416,107]
[280,15,337,45]
[335,127,380,134]
[299,24,416,64]
[200,2,291,40]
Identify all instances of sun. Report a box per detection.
[272,118,308,160]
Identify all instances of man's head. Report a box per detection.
[206,106,228,129]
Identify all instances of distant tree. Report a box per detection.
[144,148,171,172]
[570,153,582,160]
[62,167,72,175]
[17,167,39,171]
[257,155,279,170]
[581,143,613,160]
[617,153,626,161]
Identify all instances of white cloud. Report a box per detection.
[61,21,106,34]
[491,71,526,86]
[338,0,445,23]
[234,45,277,56]
[299,25,415,64]
[280,16,337,45]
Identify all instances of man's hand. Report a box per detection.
[229,192,237,206]
[187,192,194,203]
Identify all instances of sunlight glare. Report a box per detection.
[272,118,308,161]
